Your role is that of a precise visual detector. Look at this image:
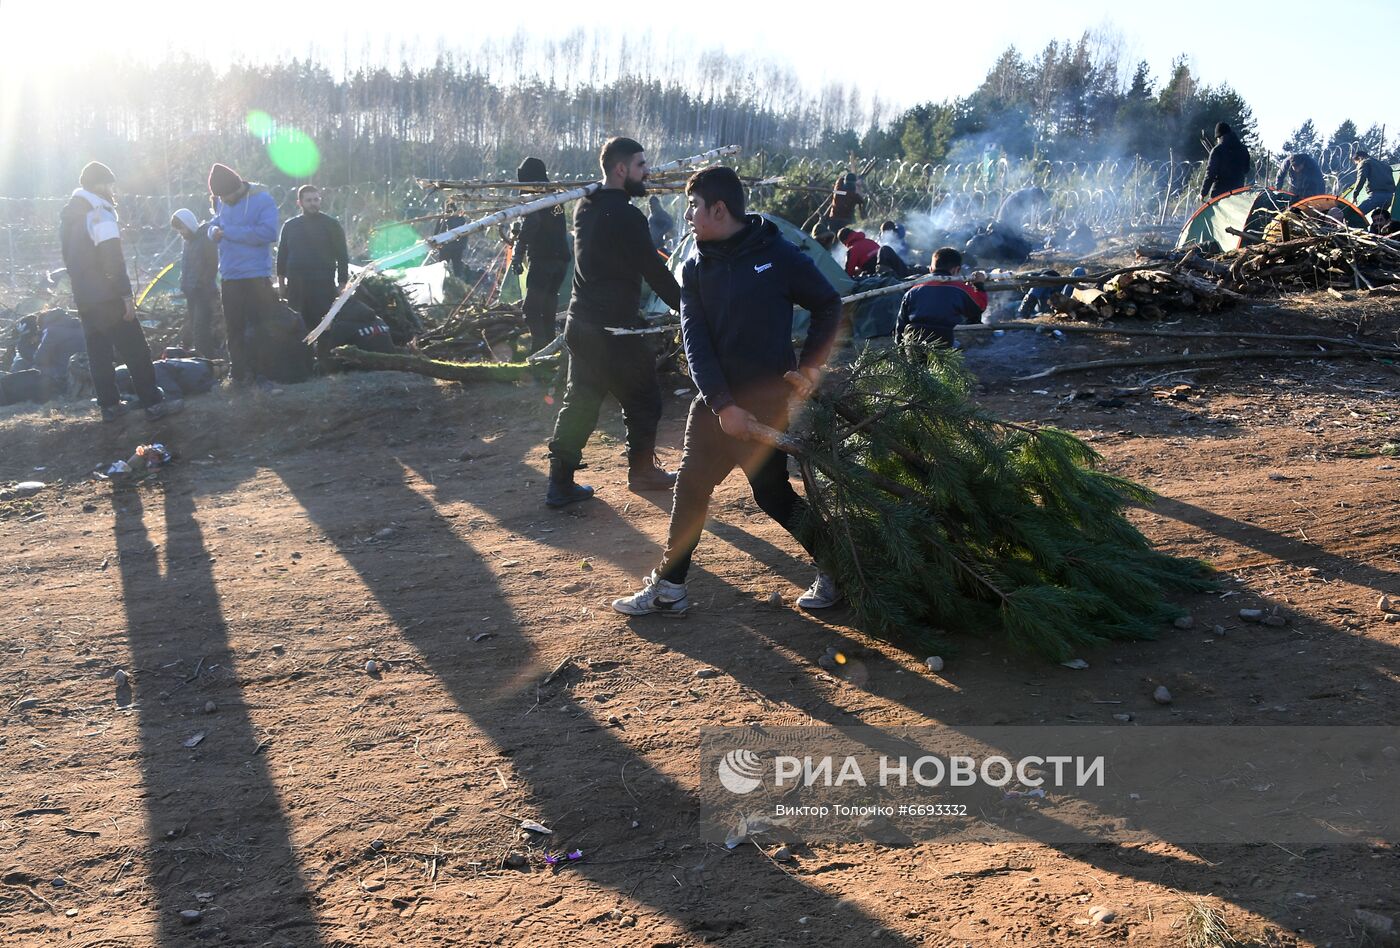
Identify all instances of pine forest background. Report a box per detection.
[1,29,1392,282]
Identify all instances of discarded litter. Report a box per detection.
[182,731,206,748]
[97,443,172,482]
[1004,788,1046,800]
[519,819,553,835]
[1060,658,1089,670]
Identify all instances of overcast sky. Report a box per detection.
[1,0,1394,148]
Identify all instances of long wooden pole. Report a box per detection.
[837,265,1166,305]
[1012,347,1381,381]
[306,145,740,345]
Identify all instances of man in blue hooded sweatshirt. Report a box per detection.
[613,166,844,616]
[208,162,280,386]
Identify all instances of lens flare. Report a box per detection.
[368,223,427,268]
[245,111,321,177]
[268,128,321,178]
[245,110,274,138]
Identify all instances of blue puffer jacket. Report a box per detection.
[211,184,279,280]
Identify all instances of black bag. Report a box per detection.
[249,303,314,384]
[0,369,46,405]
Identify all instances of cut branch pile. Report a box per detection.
[1219,229,1400,293]
[757,345,1214,660]
[1174,210,1400,294]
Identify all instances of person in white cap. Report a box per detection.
[170,208,222,358]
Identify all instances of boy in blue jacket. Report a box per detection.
[208,162,280,386]
[613,167,843,616]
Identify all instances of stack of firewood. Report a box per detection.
[1045,267,1243,321]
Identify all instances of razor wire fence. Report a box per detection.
[1,149,1367,297]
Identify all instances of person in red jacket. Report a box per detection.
[838,227,880,277]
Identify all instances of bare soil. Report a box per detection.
[2,292,1398,947]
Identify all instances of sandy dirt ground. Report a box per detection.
[1,292,1398,947]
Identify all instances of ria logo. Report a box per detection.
[716,749,765,794]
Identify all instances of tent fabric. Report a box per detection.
[1177,187,1292,252]
[1263,195,1368,241]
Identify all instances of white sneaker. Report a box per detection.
[797,572,843,610]
[612,571,690,616]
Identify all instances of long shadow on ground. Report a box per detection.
[269,430,918,945]
[112,481,326,947]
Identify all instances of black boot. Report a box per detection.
[627,448,677,493]
[546,458,595,508]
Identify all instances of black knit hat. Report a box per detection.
[79,161,116,190]
[517,157,548,183]
[207,162,243,197]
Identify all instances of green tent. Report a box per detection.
[1177,187,1293,252]
[1274,195,1369,235]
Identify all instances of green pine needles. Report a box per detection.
[785,345,1215,661]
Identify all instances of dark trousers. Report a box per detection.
[286,274,338,334]
[1358,192,1394,216]
[547,318,663,469]
[522,260,567,352]
[659,394,813,584]
[78,299,162,408]
[221,277,277,382]
[183,290,222,358]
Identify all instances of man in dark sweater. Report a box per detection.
[1274,153,1326,200]
[613,167,843,616]
[58,162,181,422]
[171,208,222,357]
[545,136,682,507]
[1200,122,1251,201]
[513,157,571,352]
[277,185,350,333]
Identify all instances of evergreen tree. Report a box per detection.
[1358,123,1390,161]
[1325,120,1361,173]
[1281,119,1320,155]
[1328,119,1360,151]
[781,347,1215,661]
